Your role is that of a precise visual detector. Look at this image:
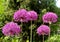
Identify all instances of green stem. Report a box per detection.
[57,29,59,42]
[48,32,50,42]
[43,35,44,42]
[48,23,51,42]
[21,22,23,27]
[20,22,23,42]
[30,20,32,42]
[12,38,14,42]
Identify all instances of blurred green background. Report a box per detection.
[0,0,60,42]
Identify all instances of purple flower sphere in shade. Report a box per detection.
[13,9,29,22]
[27,11,38,21]
[42,12,58,23]
[2,22,21,36]
[37,25,50,35]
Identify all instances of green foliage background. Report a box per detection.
[0,0,60,42]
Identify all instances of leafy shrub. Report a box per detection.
[45,35,60,42]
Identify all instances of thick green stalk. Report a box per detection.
[30,20,32,42]
[48,22,51,42]
[42,22,44,42]
[43,35,44,42]
[48,31,50,42]
[20,22,23,42]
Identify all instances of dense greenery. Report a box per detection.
[0,0,60,42]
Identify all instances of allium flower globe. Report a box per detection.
[42,12,58,23]
[2,22,21,36]
[27,11,38,21]
[37,25,50,35]
[14,9,29,22]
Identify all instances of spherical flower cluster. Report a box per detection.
[42,12,58,23]
[2,22,21,36]
[27,11,38,21]
[14,9,38,22]
[37,25,50,35]
[14,9,29,22]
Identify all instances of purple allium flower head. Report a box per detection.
[2,22,21,36]
[27,11,38,21]
[37,25,50,35]
[14,9,29,22]
[42,12,58,23]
